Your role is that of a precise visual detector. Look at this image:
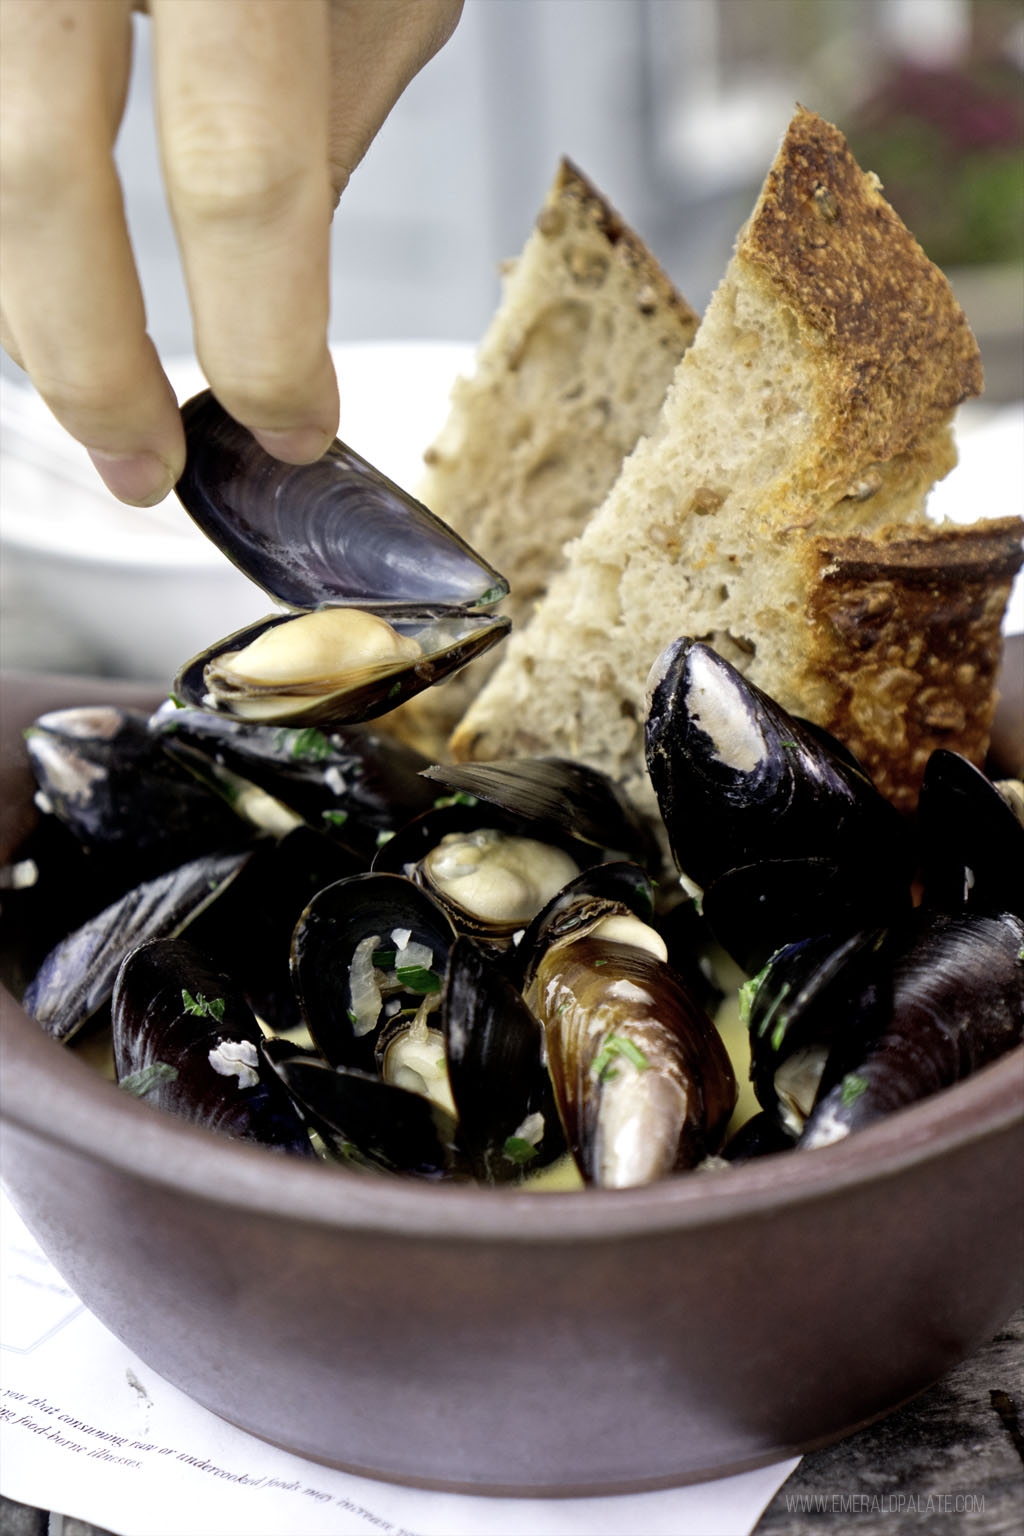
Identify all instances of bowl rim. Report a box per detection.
[2,669,1022,1246]
[4,980,1021,1244]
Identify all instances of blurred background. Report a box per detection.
[113,0,1024,389]
[2,0,1022,675]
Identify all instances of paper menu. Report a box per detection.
[0,1187,797,1536]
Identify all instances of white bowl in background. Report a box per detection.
[1,354,1018,685]
[0,343,475,682]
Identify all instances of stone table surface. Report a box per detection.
[2,1309,1021,1536]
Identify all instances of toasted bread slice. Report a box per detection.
[451,109,1020,813]
[391,158,699,754]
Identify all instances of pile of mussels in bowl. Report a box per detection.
[1,391,1022,1494]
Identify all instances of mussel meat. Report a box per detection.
[172,391,511,727]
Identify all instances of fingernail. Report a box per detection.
[251,425,334,464]
[88,449,175,507]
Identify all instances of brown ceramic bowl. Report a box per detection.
[2,668,1022,1496]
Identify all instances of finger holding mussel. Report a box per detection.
[172,390,511,729]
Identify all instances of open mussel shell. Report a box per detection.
[528,934,737,1188]
[112,936,312,1155]
[644,637,913,904]
[800,908,1024,1149]
[22,849,251,1043]
[172,391,511,728]
[421,756,660,870]
[742,928,890,1136]
[173,607,510,730]
[290,872,456,1072]
[916,749,1024,917]
[176,390,510,613]
[25,705,249,881]
[442,936,566,1182]
[268,1057,463,1178]
[149,703,439,855]
[183,826,363,1034]
[373,802,593,946]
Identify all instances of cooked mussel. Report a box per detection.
[421,756,661,871]
[527,929,736,1188]
[172,391,511,726]
[284,875,563,1180]
[25,705,248,880]
[290,872,458,1070]
[644,638,913,965]
[23,849,250,1043]
[112,936,312,1154]
[799,909,1024,1148]
[372,801,591,946]
[741,928,889,1135]
[149,701,439,856]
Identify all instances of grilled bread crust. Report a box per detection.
[390,158,699,755]
[451,110,1019,815]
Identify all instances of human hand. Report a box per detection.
[0,0,463,504]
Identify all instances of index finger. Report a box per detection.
[150,0,338,462]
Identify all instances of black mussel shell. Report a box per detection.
[644,638,913,900]
[702,857,909,975]
[149,702,439,855]
[373,802,593,944]
[269,1057,463,1178]
[421,756,660,870]
[23,849,250,1043]
[290,872,456,1071]
[183,827,362,1034]
[721,1110,797,1163]
[172,607,510,730]
[743,928,890,1134]
[112,937,312,1155]
[176,390,509,613]
[800,908,1024,1149]
[442,936,566,1182]
[25,706,248,879]
[917,750,1024,917]
[529,935,737,1187]
[172,390,512,729]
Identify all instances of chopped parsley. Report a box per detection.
[592,1034,650,1082]
[840,1072,869,1107]
[503,1136,539,1165]
[283,726,332,761]
[431,790,478,809]
[119,1062,178,1097]
[181,989,226,1022]
[395,965,441,994]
